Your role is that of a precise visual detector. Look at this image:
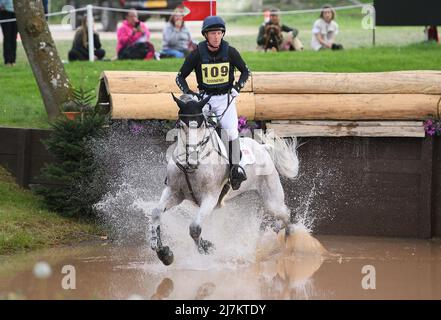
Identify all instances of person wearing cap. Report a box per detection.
[175,15,251,190]
[257,8,303,52]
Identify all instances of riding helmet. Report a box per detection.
[201,16,226,35]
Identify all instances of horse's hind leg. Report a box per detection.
[259,173,292,235]
[190,194,218,254]
[150,187,183,265]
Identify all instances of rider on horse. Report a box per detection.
[176,16,251,190]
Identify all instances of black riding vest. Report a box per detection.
[197,40,231,92]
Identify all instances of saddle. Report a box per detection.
[213,131,255,168]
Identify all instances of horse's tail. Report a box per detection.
[261,133,299,179]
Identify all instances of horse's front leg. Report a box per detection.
[189,194,218,254]
[150,186,183,265]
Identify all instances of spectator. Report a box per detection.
[117,9,155,60]
[43,0,48,18]
[160,7,197,58]
[311,5,343,51]
[0,0,17,66]
[68,16,106,61]
[424,26,439,43]
[257,8,303,52]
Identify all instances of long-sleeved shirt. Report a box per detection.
[71,29,102,57]
[0,0,14,12]
[116,20,150,53]
[162,22,194,52]
[257,22,298,46]
[176,40,250,95]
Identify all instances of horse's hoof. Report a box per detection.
[157,246,174,265]
[198,239,215,255]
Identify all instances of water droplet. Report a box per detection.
[33,261,52,279]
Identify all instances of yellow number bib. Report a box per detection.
[201,62,230,85]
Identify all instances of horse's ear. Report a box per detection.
[171,93,186,109]
[197,94,212,109]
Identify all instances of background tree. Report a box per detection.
[13,0,71,119]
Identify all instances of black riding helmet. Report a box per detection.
[201,16,226,35]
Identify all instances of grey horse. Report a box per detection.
[149,94,299,265]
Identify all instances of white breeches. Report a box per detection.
[202,93,239,141]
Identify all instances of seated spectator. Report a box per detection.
[160,7,197,58]
[117,9,155,60]
[257,8,303,52]
[68,16,106,61]
[311,5,343,51]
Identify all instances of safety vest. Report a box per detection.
[198,40,231,91]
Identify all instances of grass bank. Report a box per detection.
[0,166,103,255]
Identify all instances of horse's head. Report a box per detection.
[171,93,211,129]
[171,93,212,170]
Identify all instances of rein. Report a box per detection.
[172,95,234,206]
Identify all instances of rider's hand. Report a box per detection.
[186,90,202,100]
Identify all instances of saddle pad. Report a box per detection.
[213,133,255,167]
[239,143,256,167]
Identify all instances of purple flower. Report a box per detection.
[424,119,441,136]
[238,116,249,133]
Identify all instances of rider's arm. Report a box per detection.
[176,50,199,94]
[229,47,251,92]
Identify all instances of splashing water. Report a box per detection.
[91,123,328,271]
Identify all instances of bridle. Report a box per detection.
[170,93,234,205]
[172,111,228,206]
[174,115,211,172]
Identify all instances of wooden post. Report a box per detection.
[13,0,72,120]
[16,129,31,187]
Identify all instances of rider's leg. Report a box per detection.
[215,96,247,190]
[228,137,247,190]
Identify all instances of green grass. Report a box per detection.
[0,36,440,129]
[0,166,103,255]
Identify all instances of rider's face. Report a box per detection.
[206,30,223,48]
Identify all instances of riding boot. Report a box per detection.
[229,138,247,190]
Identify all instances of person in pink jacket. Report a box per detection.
[117,9,155,60]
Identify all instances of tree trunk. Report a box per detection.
[13,0,71,120]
